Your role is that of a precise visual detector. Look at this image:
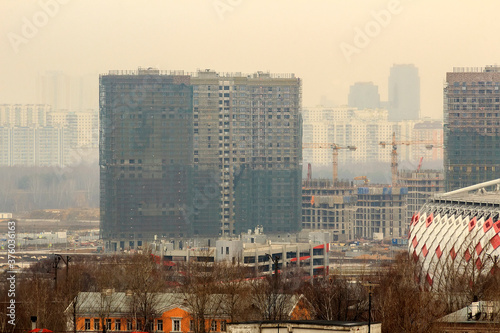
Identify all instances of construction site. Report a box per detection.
[301,131,444,241]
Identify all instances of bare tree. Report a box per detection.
[301,275,365,321]
[374,253,447,333]
[250,271,296,321]
[125,251,166,332]
[180,249,224,333]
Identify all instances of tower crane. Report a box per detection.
[302,143,357,185]
[379,132,442,187]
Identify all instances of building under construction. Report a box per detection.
[99,68,193,250]
[191,70,302,236]
[399,169,445,225]
[355,186,408,239]
[301,179,357,241]
[444,66,500,191]
[301,179,408,241]
[100,68,302,249]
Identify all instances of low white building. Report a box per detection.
[228,321,381,333]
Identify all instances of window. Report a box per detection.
[172,319,181,332]
[115,320,121,331]
[84,319,91,330]
[190,320,195,332]
[94,319,100,331]
[211,321,217,332]
[221,321,226,332]
[106,319,112,330]
[157,320,163,331]
[127,320,133,331]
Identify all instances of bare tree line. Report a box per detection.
[0,164,99,213]
[3,250,500,333]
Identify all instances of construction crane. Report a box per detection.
[302,143,357,184]
[379,132,441,187]
[416,157,424,172]
[306,163,312,187]
[354,176,370,185]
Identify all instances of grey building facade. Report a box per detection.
[348,82,380,109]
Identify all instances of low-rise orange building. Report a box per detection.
[68,291,306,333]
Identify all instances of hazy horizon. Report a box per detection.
[2,0,500,118]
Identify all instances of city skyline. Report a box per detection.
[2,1,500,119]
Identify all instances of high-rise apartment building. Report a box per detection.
[47,109,98,147]
[0,104,51,127]
[191,70,302,236]
[0,126,73,166]
[99,69,193,250]
[388,64,420,121]
[444,66,500,191]
[348,82,380,109]
[99,68,302,249]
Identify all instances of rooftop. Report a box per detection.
[434,179,500,205]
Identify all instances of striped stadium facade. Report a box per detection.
[408,179,500,289]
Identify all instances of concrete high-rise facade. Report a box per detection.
[99,68,303,249]
[348,82,380,109]
[444,66,500,191]
[191,70,302,236]
[388,64,420,121]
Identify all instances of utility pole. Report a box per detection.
[362,282,378,333]
[54,254,71,290]
[266,253,280,284]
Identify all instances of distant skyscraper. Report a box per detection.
[348,82,380,109]
[388,64,420,121]
[444,66,500,191]
[37,71,98,111]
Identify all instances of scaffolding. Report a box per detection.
[444,67,500,191]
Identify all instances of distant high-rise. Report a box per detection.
[348,82,380,109]
[444,66,500,191]
[37,71,98,111]
[388,64,420,121]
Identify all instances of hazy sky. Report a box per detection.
[2,0,499,118]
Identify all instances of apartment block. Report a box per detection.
[0,126,73,166]
[191,70,302,236]
[444,66,500,190]
[0,104,51,127]
[100,68,302,248]
[47,109,98,147]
